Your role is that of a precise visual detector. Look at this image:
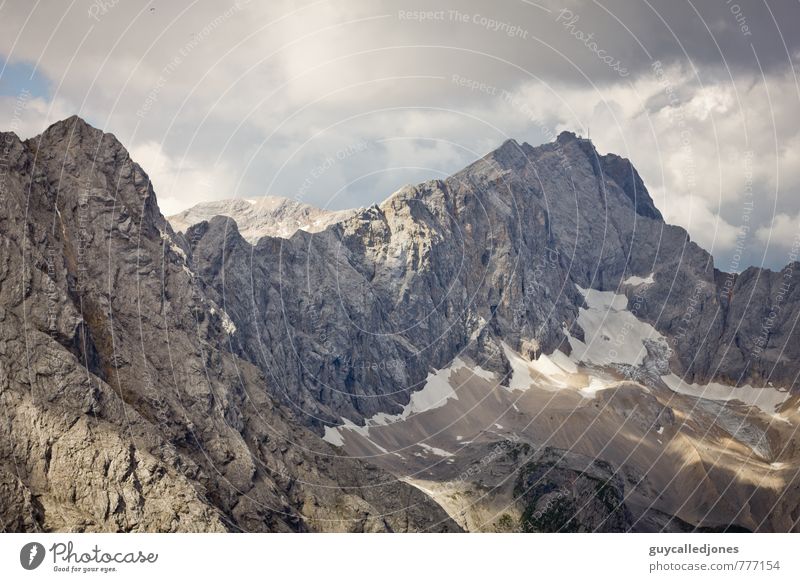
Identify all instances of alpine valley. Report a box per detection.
[1,116,799,532]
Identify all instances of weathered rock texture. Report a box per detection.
[0,116,458,532]
[184,133,799,429]
[2,116,798,532]
[169,196,355,243]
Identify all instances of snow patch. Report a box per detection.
[209,305,237,335]
[568,286,665,367]
[662,374,788,415]
[579,377,611,398]
[469,316,489,342]
[471,364,496,381]
[529,353,570,384]
[322,426,344,446]
[322,357,475,441]
[399,360,462,418]
[624,273,655,286]
[501,344,535,392]
[322,418,390,452]
[549,349,579,374]
[501,343,584,393]
[418,443,452,457]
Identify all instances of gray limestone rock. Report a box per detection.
[0,116,458,533]
[2,115,798,532]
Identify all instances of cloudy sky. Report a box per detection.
[1,0,799,270]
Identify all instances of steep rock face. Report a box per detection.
[186,132,798,430]
[0,117,458,532]
[4,115,798,533]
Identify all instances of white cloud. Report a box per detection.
[464,64,800,266]
[128,140,235,216]
[0,94,75,139]
[756,213,800,248]
[660,193,740,253]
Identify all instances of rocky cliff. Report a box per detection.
[184,132,799,428]
[0,116,458,532]
[2,115,799,532]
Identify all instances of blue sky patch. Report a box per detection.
[0,57,51,99]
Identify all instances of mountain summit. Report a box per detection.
[168,196,356,242]
[0,116,457,532]
[1,116,798,532]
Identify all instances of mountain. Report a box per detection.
[1,116,799,532]
[184,133,799,423]
[172,131,800,532]
[0,116,457,532]
[168,196,356,243]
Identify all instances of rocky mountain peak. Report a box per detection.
[0,115,459,533]
[484,137,528,170]
[555,129,582,142]
[3,115,799,534]
[33,115,126,161]
[169,195,356,243]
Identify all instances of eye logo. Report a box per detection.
[20,542,46,570]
